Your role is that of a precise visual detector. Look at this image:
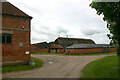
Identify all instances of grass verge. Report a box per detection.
[70,52,117,56]
[81,55,118,78]
[2,57,43,73]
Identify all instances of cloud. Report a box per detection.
[7,0,110,44]
[0,0,7,2]
[31,25,69,43]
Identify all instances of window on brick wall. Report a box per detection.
[0,34,12,44]
[0,34,2,43]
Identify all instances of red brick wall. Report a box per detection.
[49,49,56,53]
[31,48,64,54]
[57,49,64,54]
[0,14,2,65]
[31,47,116,55]
[49,48,64,54]
[0,44,2,63]
[1,15,31,66]
[66,47,116,55]
[31,49,49,53]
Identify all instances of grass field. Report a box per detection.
[81,55,118,78]
[2,57,43,73]
[32,52,117,56]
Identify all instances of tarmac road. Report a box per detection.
[2,54,114,78]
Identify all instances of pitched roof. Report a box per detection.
[50,44,63,49]
[55,37,95,47]
[2,2,32,19]
[67,44,115,49]
[33,42,50,49]
[31,44,37,49]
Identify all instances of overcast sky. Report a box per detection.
[7,0,110,44]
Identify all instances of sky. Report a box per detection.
[7,0,111,44]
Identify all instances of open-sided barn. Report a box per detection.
[55,37,95,48]
[50,43,64,53]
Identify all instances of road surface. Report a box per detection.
[2,54,115,78]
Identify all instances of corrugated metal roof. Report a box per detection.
[67,44,115,49]
[33,42,49,49]
[31,44,37,49]
[55,37,95,48]
[50,44,63,49]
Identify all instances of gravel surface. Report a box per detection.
[2,54,115,78]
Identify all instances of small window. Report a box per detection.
[0,34,2,43]
[51,48,55,50]
[0,34,12,44]
[35,48,38,50]
[2,35,5,43]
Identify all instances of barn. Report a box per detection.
[0,2,32,66]
[31,44,49,54]
[54,37,96,52]
[55,37,95,47]
[66,44,116,55]
[31,37,97,54]
[49,43,64,53]
[31,42,64,54]
[30,37,116,54]
[33,42,49,49]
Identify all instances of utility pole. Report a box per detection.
[66,35,68,55]
[58,35,60,37]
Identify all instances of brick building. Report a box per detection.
[49,43,64,53]
[31,42,49,53]
[66,44,116,54]
[33,42,49,49]
[31,44,49,54]
[31,42,64,54]
[31,37,96,54]
[55,37,95,48]
[54,37,96,53]
[0,2,32,66]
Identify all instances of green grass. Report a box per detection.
[2,57,43,73]
[81,55,118,78]
[71,52,117,56]
[32,52,116,56]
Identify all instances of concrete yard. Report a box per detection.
[2,54,115,78]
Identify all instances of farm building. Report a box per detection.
[31,42,49,53]
[31,42,64,54]
[54,37,96,52]
[66,44,116,54]
[49,43,64,53]
[33,42,49,49]
[31,44,49,53]
[0,2,32,66]
[55,37,95,48]
[31,37,116,54]
[31,37,96,54]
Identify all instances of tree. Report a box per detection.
[90,2,120,55]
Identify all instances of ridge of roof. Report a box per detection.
[57,37,93,40]
[67,44,115,48]
[50,44,63,48]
